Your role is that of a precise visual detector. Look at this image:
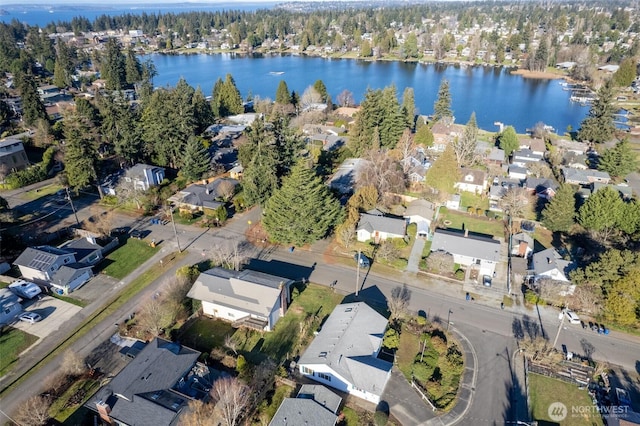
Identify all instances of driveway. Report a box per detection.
[384,368,437,425]
[12,296,83,340]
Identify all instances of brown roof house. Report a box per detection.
[454,168,487,194]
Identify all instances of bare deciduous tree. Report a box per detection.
[14,395,52,426]
[499,187,533,218]
[217,179,237,202]
[224,334,238,356]
[426,251,454,274]
[527,161,553,178]
[137,297,173,337]
[397,129,416,174]
[210,376,251,426]
[82,210,115,237]
[181,400,215,426]
[377,239,401,262]
[336,89,355,107]
[572,283,602,316]
[210,239,250,271]
[519,337,562,364]
[300,86,322,111]
[388,284,411,320]
[336,222,356,249]
[357,150,406,196]
[61,349,86,377]
[116,179,146,210]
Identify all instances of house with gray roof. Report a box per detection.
[297,302,392,404]
[356,213,406,242]
[431,229,501,277]
[0,136,29,173]
[0,288,23,325]
[561,167,611,186]
[187,267,294,331]
[327,158,369,194]
[403,199,435,238]
[530,248,575,282]
[168,178,238,215]
[590,182,633,200]
[124,163,165,191]
[512,149,544,168]
[484,147,506,166]
[87,338,200,426]
[525,177,559,200]
[511,232,534,258]
[269,384,342,426]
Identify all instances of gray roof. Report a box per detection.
[531,248,574,278]
[328,158,369,194]
[127,163,164,178]
[14,246,74,271]
[404,199,435,221]
[487,147,505,162]
[298,302,392,397]
[561,167,610,184]
[431,229,501,262]
[269,398,338,426]
[509,165,528,175]
[591,182,633,198]
[187,267,293,318]
[525,178,559,193]
[357,213,406,236]
[512,232,534,247]
[171,179,238,210]
[50,264,92,287]
[89,338,200,426]
[513,149,544,162]
[62,238,102,264]
[0,288,21,309]
[297,384,342,414]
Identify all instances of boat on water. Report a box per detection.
[268,71,285,75]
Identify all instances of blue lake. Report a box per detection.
[145,53,589,133]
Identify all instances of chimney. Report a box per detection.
[96,401,114,425]
[464,229,468,238]
[547,257,551,264]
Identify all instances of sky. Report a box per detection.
[9,0,325,5]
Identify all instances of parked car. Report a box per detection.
[482,275,492,287]
[354,252,370,268]
[18,312,42,324]
[9,280,42,300]
[563,309,581,324]
[130,229,143,239]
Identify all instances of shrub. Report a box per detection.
[467,206,475,214]
[524,289,542,305]
[476,207,483,216]
[406,222,417,238]
[416,316,427,326]
[179,210,193,220]
[454,269,465,280]
[486,211,496,219]
[374,410,389,426]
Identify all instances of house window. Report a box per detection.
[318,372,331,382]
[228,312,234,318]
[64,258,70,264]
[302,366,314,376]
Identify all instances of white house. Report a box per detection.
[124,163,165,191]
[403,199,436,238]
[454,168,487,194]
[430,229,501,277]
[297,302,392,404]
[187,267,294,332]
[356,213,406,242]
[530,248,575,282]
[511,232,534,258]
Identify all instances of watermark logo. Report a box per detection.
[548,402,568,421]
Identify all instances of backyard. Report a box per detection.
[440,208,505,238]
[100,238,159,279]
[529,373,603,426]
[0,327,39,377]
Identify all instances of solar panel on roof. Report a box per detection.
[29,252,56,270]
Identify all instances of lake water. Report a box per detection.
[145,53,589,133]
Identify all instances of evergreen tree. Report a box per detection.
[401,87,415,130]
[425,145,459,193]
[578,186,625,243]
[19,73,47,126]
[63,113,98,190]
[53,40,74,88]
[498,126,519,157]
[181,136,211,182]
[125,47,142,86]
[103,38,126,91]
[414,124,434,147]
[192,86,213,134]
[597,139,639,178]
[378,85,405,148]
[433,79,453,121]
[242,147,279,206]
[211,78,224,118]
[613,58,637,87]
[577,81,616,143]
[262,161,343,245]
[275,80,291,104]
[313,79,328,102]
[272,114,304,177]
[541,184,576,232]
[221,74,243,116]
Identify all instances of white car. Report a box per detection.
[564,309,581,325]
[18,312,42,324]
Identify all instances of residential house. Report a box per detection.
[511,232,534,258]
[430,229,501,277]
[561,167,611,186]
[530,248,575,282]
[508,165,528,180]
[168,178,238,215]
[124,163,165,191]
[297,302,392,404]
[525,177,559,200]
[228,165,244,180]
[403,199,436,238]
[0,288,23,325]
[590,182,633,200]
[454,168,487,194]
[552,139,588,155]
[270,385,342,426]
[429,120,465,152]
[187,267,294,331]
[13,243,98,293]
[59,237,105,265]
[0,136,30,173]
[512,149,544,168]
[87,338,201,426]
[356,213,406,242]
[328,158,368,194]
[562,152,588,170]
[518,137,546,156]
[484,147,506,167]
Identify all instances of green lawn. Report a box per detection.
[179,316,236,353]
[101,239,159,279]
[529,373,603,426]
[21,184,63,200]
[253,384,294,424]
[441,210,505,238]
[0,327,39,377]
[234,283,343,365]
[459,192,489,211]
[397,324,422,380]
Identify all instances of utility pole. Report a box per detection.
[447,309,452,332]
[168,205,182,253]
[355,249,360,297]
[507,210,512,295]
[66,187,80,227]
[552,308,566,349]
